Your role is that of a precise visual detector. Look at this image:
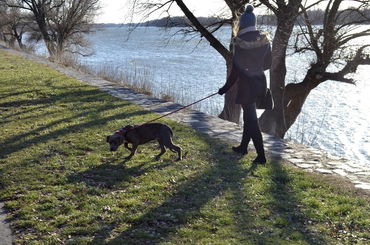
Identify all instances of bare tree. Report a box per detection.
[0,1,30,50]
[258,0,370,137]
[2,0,101,60]
[127,0,370,138]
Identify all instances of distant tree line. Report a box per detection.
[138,8,370,27]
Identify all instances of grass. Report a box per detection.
[0,49,370,244]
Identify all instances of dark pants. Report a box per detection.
[240,103,265,157]
[242,103,258,122]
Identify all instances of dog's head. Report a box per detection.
[106,131,125,151]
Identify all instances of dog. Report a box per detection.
[107,123,182,161]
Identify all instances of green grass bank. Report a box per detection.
[0,50,369,244]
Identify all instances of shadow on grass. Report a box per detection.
[65,123,327,244]
[51,92,327,244]
[0,53,328,243]
[0,83,152,161]
[68,153,326,244]
[0,83,87,123]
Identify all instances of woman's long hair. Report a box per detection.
[232,16,241,37]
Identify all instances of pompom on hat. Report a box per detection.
[239,5,256,29]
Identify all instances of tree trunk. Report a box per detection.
[260,63,324,138]
[259,3,301,138]
[13,29,25,51]
[44,39,58,60]
[259,28,291,138]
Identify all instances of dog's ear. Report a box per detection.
[106,136,110,143]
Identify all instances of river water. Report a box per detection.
[35,26,370,166]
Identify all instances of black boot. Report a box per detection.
[232,123,250,154]
[247,120,266,164]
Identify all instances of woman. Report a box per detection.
[218,4,272,164]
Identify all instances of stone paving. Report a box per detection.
[1,48,370,244]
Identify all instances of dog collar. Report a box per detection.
[115,129,126,137]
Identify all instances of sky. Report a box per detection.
[96,0,359,24]
[96,0,226,23]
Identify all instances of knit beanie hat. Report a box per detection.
[239,5,256,29]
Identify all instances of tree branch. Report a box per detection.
[174,0,231,62]
[323,45,370,84]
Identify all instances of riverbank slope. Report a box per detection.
[1,47,369,244]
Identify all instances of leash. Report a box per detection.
[117,92,218,136]
[140,92,218,126]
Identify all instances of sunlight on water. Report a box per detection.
[287,77,370,165]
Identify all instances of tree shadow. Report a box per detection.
[68,137,326,244]
[68,106,326,244]
[67,150,250,244]
[0,82,152,161]
[0,82,89,122]
[67,160,173,191]
[231,159,327,244]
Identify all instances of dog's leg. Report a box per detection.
[124,142,132,151]
[125,143,138,161]
[155,139,166,161]
[163,138,182,161]
[171,145,182,161]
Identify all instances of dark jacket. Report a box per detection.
[219,30,272,104]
